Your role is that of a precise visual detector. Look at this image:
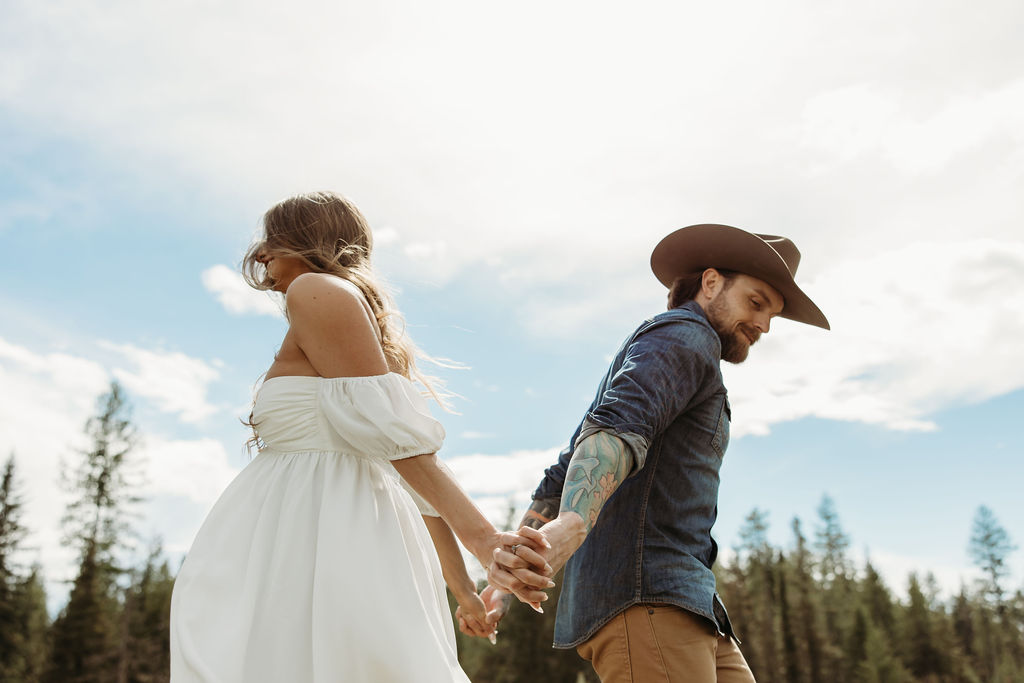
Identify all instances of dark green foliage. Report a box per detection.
[3,406,1023,683]
[712,499,1023,683]
[451,506,598,683]
[0,455,50,682]
[451,572,599,683]
[60,382,142,564]
[902,573,943,678]
[117,542,174,683]
[44,382,145,683]
[0,453,29,673]
[45,540,121,683]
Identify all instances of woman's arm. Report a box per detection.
[391,454,551,591]
[422,516,494,639]
[285,274,553,593]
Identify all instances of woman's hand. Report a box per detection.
[453,585,497,641]
[487,526,556,611]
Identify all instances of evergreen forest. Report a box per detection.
[0,383,1021,682]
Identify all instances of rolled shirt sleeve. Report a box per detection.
[532,311,720,502]
[573,317,719,472]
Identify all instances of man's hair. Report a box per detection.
[667,268,737,309]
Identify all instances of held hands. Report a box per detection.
[455,584,509,643]
[455,526,552,642]
[452,584,498,641]
[487,514,587,610]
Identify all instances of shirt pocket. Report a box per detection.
[710,395,731,458]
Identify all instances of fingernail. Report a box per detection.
[547,580,556,588]
[488,633,497,645]
[531,603,544,614]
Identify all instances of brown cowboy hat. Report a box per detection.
[650,224,830,330]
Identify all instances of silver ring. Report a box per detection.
[510,544,521,556]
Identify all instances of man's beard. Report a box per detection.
[706,296,758,364]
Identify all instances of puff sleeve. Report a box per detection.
[318,373,446,462]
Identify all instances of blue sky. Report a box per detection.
[2,0,1022,606]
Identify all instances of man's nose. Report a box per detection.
[755,314,771,334]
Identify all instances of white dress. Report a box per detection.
[170,373,470,682]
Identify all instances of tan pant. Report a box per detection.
[576,605,756,683]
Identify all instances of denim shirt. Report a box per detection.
[533,301,735,648]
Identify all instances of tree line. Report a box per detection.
[0,383,1020,682]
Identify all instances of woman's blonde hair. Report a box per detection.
[242,191,441,396]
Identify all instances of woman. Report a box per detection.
[170,192,550,682]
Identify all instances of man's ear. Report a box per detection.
[699,268,722,299]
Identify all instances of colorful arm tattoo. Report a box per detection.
[521,498,559,531]
[559,431,632,533]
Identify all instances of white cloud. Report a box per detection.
[0,337,112,587]
[140,437,239,505]
[725,239,1024,436]
[445,448,561,527]
[102,342,222,423]
[0,336,246,605]
[3,0,1024,600]
[201,264,282,317]
[3,0,1023,377]
[4,0,1021,290]
[374,226,400,248]
[801,79,1024,174]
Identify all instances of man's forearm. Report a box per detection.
[560,430,632,532]
[519,498,559,531]
[488,434,632,606]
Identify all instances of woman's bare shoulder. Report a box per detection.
[283,273,387,375]
[284,272,366,313]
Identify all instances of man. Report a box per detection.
[486,224,829,682]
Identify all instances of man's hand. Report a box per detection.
[486,527,555,609]
[494,430,632,606]
[481,584,512,626]
[487,515,588,609]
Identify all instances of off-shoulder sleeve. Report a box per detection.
[318,373,445,462]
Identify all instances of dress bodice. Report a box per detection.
[252,373,445,459]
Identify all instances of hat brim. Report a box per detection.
[651,224,830,330]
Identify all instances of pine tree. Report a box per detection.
[968,505,1016,609]
[117,542,174,683]
[0,453,51,681]
[815,496,853,682]
[902,572,944,679]
[845,606,869,679]
[733,509,782,681]
[45,382,141,683]
[15,565,50,682]
[815,495,851,590]
[951,587,976,665]
[857,622,911,683]
[0,453,29,676]
[861,560,896,641]
[790,518,824,683]
[777,553,803,683]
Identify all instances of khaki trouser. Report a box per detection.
[576,605,756,683]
